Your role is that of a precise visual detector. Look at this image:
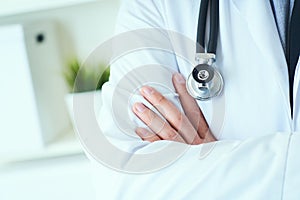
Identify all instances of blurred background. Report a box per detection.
[0,0,120,199]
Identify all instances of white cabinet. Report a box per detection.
[0,24,43,155]
[0,23,73,159]
[0,0,97,17]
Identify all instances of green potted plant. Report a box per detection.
[63,59,110,123]
[64,59,110,93]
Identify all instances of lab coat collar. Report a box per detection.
[232,0,292,120]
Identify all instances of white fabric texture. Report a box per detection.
[89,0,300,199]
[90,133,300,199]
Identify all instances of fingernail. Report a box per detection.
[134,103,146,113]
[141,86,153,96]
[174,73,185,84]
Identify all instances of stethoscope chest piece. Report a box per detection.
[186,0,223,101]
[186,54,224,100]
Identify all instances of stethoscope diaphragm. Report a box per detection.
[186,55,224,100]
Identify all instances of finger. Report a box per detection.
[132,102,185,143]
[139,86,202,144]
[135,127,161,142]
[172,73,216,141]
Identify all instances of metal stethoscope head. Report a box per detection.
[186,0,223,101]
[187,53,223,100]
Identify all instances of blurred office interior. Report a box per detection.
[0,0,120,199]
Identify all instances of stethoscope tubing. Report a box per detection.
[196,0,219,54]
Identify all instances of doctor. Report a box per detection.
[91,1,300,198]
[101,0,300,146]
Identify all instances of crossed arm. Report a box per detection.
[132,72,216,145]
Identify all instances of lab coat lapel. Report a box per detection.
[232,0,291,117]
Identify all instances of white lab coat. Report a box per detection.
[86,0,300,199]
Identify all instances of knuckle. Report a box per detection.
[155,94,167,105]
[163,129,179,141]
[173,113,184,126]
[153,119,167,134]
[145,110,155,125]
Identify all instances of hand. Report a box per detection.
[132,72,216,145]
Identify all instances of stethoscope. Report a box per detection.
[186,0,224,100]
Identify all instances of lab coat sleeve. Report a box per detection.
[99,0,181,153]
[90,133,298,199]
